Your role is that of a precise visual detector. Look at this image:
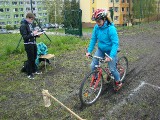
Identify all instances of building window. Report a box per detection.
[14,14,19,18]
[115,0,119,2]
[5,8,10,12]
[14,8,18,12]
[7,21,11,25]
[115,7,119,12]
[0,22,5,25]
[19,2,23,5]
[6,15,10,18]
[20,14,24,17]
[122,7,125,12]
[5,2,10,5]
[14,21,19,24]
[127,0,129,3]
[92,0,94,3]
[123,15,127,22]
[114,16,119,21]
[92,7,94,13]
[110,0,113,2]
[0,8,4,12]
[43,13,47,16]
[122,0,125,3]
[126,7,129,12]
[19,8,23,11]
[26,8,30,11]
[12,2,17,5]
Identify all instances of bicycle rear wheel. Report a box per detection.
[79,70,103,106]
[117,56,128,82]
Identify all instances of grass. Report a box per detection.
[0,33,88,74]
[46,28,65,33]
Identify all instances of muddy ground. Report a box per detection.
[0,22,160,120]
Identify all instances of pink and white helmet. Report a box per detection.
[92,9,108,21]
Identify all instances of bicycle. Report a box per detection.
[79,51,128,106]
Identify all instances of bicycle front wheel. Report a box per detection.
[79,70,103,106]
[117,56,128,82]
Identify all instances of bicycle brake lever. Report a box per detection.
[105,53,112,61]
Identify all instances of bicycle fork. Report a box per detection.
[90,68,102,90]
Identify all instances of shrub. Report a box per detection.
[6,25,14,30]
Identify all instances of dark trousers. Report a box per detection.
[24,44,37,75]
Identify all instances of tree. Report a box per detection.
[45,0,64,24]
[71,0,79,10]
[132,0,157,20]
[62,0,71,27]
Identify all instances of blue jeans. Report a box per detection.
[90,49,120,81]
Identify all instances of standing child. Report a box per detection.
[20,12,42,79]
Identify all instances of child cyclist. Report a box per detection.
[86,9,122,91]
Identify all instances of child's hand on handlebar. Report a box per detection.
[105,57,111,62]
[86,53,91,58]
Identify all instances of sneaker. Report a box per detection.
[27,74,34,79]
[34,71,42,75]
[114,81,122,91]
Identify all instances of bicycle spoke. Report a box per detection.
[79,70,103,105]
[117,56,128,82]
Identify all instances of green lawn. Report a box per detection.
[46,28,65,33]
[46,28,93,33]
[0,33,88,74]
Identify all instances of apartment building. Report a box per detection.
[0,0,49,28]
[112,0,131,25]
[80,0,131,27]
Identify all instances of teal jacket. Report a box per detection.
[87,21,119,59]
[35,42,48,66]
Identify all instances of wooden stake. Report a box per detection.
[42,89,86,120]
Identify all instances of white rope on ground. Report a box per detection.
[42,89,86,120]
[145,82,160,89]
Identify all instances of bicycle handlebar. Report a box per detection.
[89,53,112,60]
[88,53,112,63]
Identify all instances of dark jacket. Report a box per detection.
[20,19,36,44]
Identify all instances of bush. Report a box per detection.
[6,25,14,30]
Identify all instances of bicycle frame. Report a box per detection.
[90,55,111,90]
[90,67,102,89]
